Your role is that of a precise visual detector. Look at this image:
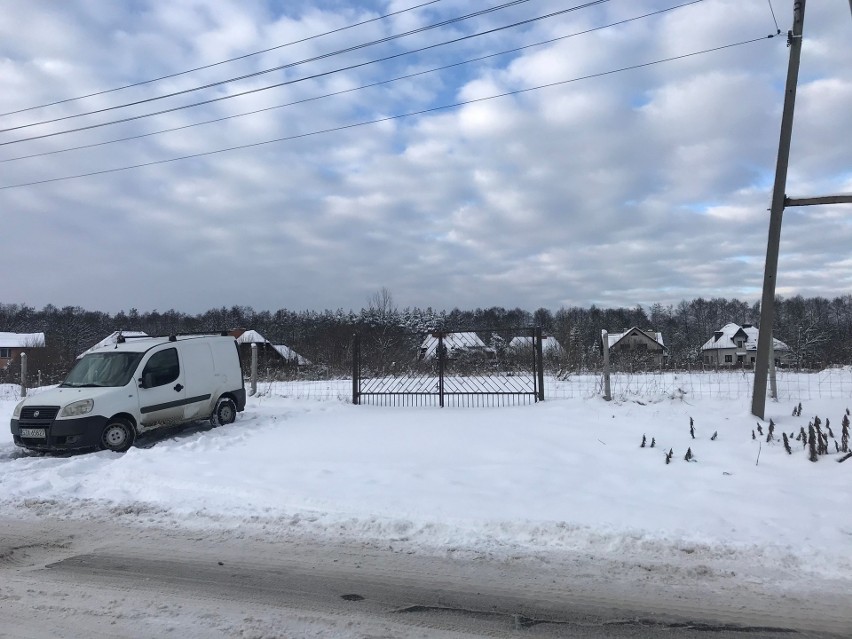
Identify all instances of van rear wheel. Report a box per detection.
[101,418,135,452]
[212,397,237,427]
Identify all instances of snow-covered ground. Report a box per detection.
[1,382,851,597]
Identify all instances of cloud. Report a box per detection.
[0,0,850,314]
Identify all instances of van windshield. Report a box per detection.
[61,352,144,388]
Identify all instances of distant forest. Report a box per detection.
[1,293,849,380]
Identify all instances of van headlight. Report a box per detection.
[13,401,24,418]
[60,399,94,417]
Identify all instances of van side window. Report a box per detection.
[141,348,179,387]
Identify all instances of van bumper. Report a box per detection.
[11,416,109,451]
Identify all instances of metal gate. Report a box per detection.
[352,327,545,407]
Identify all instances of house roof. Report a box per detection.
[420,332,488,358]
[604,328,666,350]
[78,331,147,358]
[0,332,45,348]
[235,329,267,344]
[234,329,309,365]
[701,323,790,352]
[509,335,564,353]
[271,344,311,366]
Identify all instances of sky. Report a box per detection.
[0,0,850,315]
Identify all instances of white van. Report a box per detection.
[10,333,246,453]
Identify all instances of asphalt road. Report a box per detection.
[0,516,848,638]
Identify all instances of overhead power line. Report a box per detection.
[0,35,775,191]
[0,0,614,148]
[766,0,781,34]
[0,0,445,119]
[0,0,550,134]
[0,1,706,164]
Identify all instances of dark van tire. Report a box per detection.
[101,418,136,452]
[212,397,237,427]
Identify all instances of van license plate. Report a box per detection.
[20,428,46,438]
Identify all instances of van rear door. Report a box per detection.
[179,340,215,420]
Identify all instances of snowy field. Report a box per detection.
[1,382,851,603]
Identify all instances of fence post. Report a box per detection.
[438,332,445,408]
[601,331,611,401]
[250,343,258,396]
[351,333,360,405]
[535,327,545,402]
[20,352,28,398]
[38,369,42,388]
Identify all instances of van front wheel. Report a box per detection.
[212,397,237,427]
[101,418,135,452]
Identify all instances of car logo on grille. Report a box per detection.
[34,410,40,417]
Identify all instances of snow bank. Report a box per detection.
[1,384,850,593]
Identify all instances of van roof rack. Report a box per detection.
[115,331,231,344]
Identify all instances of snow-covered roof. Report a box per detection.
[701,323,789,352]
[420,332,489,358]
[234,330,309,365]
[0,332,45,348]
[78,331,148,358]
[604,328,666,350]
[235,329,267,344]
[509,335,564,354]
[272,344,310,366]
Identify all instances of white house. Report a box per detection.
[601,328,668,365]
[418,332,494,360]
[0,331,45,369]
[701,323,790,368]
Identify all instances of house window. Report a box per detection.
[751,357,755,363]
[736,340,744,348]
[0,348,11,359]
[724,355,733,363]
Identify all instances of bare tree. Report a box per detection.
[787,321,830,370]
[366,287,396,322]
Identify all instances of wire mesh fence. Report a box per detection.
[546,366,852,401]
[249,366,852,404]
[8,361,852,408]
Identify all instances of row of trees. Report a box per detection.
[0,293,847,380]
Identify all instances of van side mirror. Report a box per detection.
[138,377,147,389]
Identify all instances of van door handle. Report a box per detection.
[174,384,184,392]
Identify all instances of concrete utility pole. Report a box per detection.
[752,0,807,420]
[752,0,852,418]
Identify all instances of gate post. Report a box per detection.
[601,330,612,401]
[352,333,360,405]
[250,343,258,396]
[437,332,445,407]
[535,327,545,402]
[20,352,28,398]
